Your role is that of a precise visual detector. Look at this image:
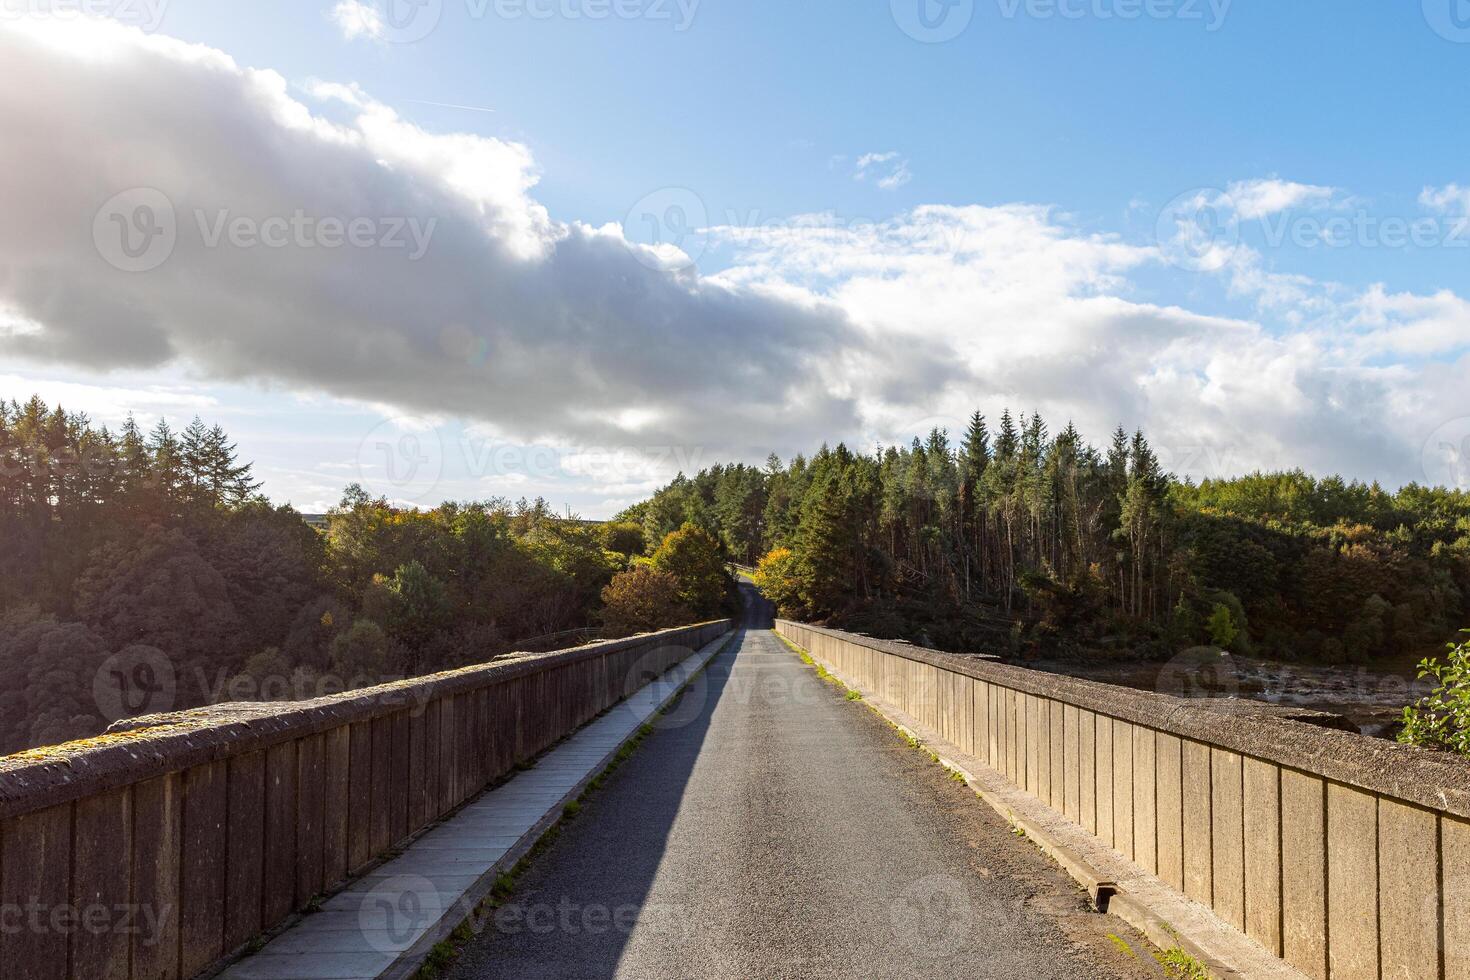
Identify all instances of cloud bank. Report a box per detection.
[1,16,1467,493]
[0,16,880,461]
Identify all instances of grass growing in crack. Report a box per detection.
[1107,934,1137,959]
[777,632,867,702]
[1154,948,1210,979]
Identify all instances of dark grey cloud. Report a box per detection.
[0,19,944,461]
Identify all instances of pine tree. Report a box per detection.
[148,419,182,512]
[180,416,211,508]
[204,424,260,506]
[960,412,991,597]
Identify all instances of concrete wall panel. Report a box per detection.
[1049,700,1064,811]
[263,741,299,926]
[72,788,132,980]
[1377,798,1439,980]
[1281,769,1328,980]
[0,804,73,980]
[1243,756,1282,956]
[1079,708,1097,836]
[1210,748,1245,931]
[1182,739,1213,906]
[1064,704,1080,824]
[1096,715,1114,847]
[322,724,351,886]
[1326,782,1379,980]
[1113,721,1134,858]
[131,773,181,980]
[296,733,326,903]
[1156,733,1184,892]
[1133,728,1157,875]
[1443,816,1470,980]
[180,760,227,977]
[348,720,373,871]
[224,752,265,951]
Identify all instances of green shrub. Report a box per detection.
[1399,631,1470,757]
[1205,603,1238,650]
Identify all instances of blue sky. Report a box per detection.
[151,0,1469,284]
[2,2,1468,513]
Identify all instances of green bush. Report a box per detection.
[1206,603,1238,650]
[1399,631,1470,756]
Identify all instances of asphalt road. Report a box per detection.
[445,616,1154,979]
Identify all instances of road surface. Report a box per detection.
[445,603,1153,979]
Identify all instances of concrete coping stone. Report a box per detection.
[0,620,732,821]
[777,619,1470,819]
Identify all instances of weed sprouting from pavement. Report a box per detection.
[1155,948,1210,979]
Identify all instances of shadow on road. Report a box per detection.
[445,611,753,978]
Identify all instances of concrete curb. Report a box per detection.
[781,635,1305,980]
[382,628,737,980]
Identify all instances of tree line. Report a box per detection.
[625,411,1470,663]
[0,397,733,755]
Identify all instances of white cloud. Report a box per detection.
[1225,177,1338,220]
[1420,183,1470,238]
[710,202,1470,486]
[855,152,899,169]
[0,17,871,468]
[854,151,913,190]
[330,0,384,42]
[0,374,216,427]
[1420,183,1470,216]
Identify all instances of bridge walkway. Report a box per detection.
[442,625,1154,979]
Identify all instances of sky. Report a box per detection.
[1,1,1468,515]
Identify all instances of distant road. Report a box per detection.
[444,606,1150,978]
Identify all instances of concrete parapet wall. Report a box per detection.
[776,619,1470,980]
[0,620,732,980]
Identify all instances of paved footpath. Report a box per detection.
[445,627,1155,980]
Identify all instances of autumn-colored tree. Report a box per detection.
[599,567,693,638]
[599,521,646,558]
[649,522,731,616]
[753,547,805,618]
